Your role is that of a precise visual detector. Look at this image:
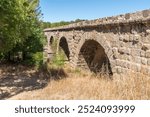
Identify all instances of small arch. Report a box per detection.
[49,36,54,45]
[77,40,112,76]
[59,37,70,60]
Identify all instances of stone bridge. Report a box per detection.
[44,9,150,78]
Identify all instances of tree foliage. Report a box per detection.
[42,19,86,29]
[0,0,44,66]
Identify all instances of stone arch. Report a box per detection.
[49,36,54,45]
[76,37,113,76]
[58,37,70,60]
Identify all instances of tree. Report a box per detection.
[0,0,44,66]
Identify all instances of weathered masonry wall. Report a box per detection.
[44,9,150,77]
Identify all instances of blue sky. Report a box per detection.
[40,0,150,22]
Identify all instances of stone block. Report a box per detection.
[127,56,132,61]
[133,34,140,42]
[141,58,147,65]
[113,53,119,59]
[131,49,141,56]
[121,68,128,74]
[112,67,117,73]
[119,36,123,41]
[141,44,150,51]
[146,50,150,58]
[109,60,116,68]
[116,59,121,66]
[134,57,141,64]
[148,68,150,75]
[130,63,135,71]
[118,47,126,54]
[142,36,150,43]
[112,47,118,53]
[146,29,150,34]
[123,38,130,43]
[129,35,133,42]
[111,41,118,47]
[120,42,124,47]
[141,66,149,75]
[135,64,141,72]
[120,61,124,68]
[126,62,131,69]
[126,49,131,55]
[117,67,122,74]
[107,49,113,58]
[140,50,146,57]
[122,61,128,68]
[147,59,150,66]
[142,10,150,17]
[125,13,130,19]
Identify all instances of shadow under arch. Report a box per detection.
[77,40,113,76]
[49,36,54,45]
[59,37,70,61]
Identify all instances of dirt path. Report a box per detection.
[0,64,48,99]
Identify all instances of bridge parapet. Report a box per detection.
[44,9,150,32]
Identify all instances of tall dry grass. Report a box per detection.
[9,66,150,100]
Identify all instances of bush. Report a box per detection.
[32,52,43,68]
[22,52,43,68]
[52,53,65,67]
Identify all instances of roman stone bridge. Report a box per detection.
[44,10,150,78]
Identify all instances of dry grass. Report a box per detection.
[8,65,150,100]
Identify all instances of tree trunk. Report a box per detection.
[23,51,26,60]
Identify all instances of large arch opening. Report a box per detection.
[77,40,112,76]
[59,37,70,61]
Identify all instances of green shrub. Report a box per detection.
[52,53,65,67]
[22,52,43,68]
[32,52,43,68]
